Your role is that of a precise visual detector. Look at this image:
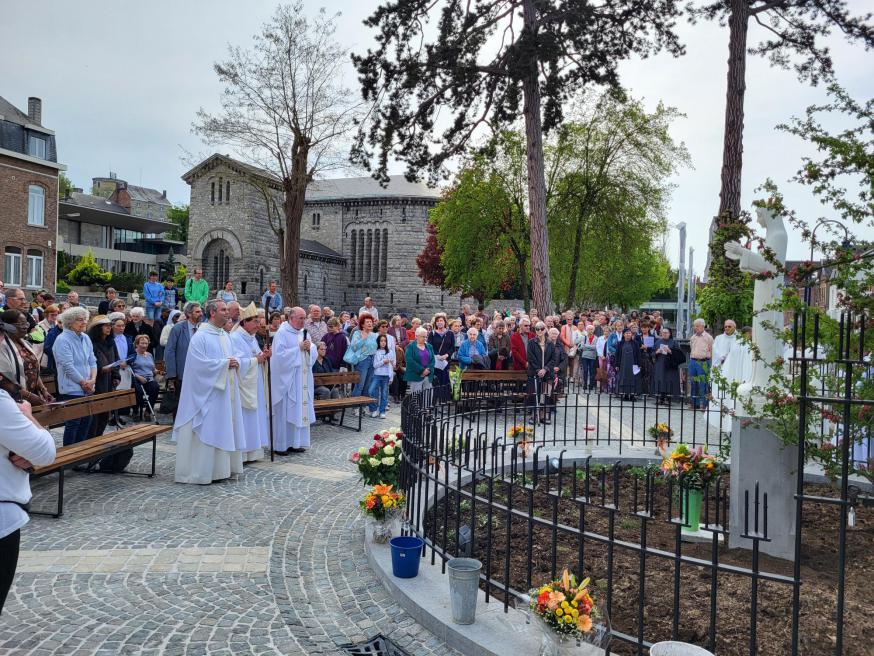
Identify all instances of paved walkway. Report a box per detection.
[2,407,460,656]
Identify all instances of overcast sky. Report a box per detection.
[2,0,871,271]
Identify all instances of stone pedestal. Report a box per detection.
[729,416,798,561]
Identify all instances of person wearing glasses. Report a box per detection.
[526,321,559,424]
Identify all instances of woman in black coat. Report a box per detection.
[88,317,121,438]
[614,327,642,401]
[427,314,455,395]
[652,327,682,404]
[526,322,559,423]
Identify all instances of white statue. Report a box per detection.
[724,207,788,397]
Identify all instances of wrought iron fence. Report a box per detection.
[398,309,872,655]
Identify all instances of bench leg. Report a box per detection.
[149,436,156,478]
[30,469,65,519]
[357,406,362,432]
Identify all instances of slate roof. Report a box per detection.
[66,191,130,215]
[305,175,441,201]
[127,184,171,206]
[182,153,442,200]
[0,96,34,126]
[299,239,344,260]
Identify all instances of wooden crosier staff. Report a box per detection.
[266,334,275,462]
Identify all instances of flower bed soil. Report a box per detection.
[424,468,873,655]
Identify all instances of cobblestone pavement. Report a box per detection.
[2,405,462,656]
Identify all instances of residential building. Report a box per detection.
[0,96,65,291]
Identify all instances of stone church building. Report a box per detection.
[182,154,461,316]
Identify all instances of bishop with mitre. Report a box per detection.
[230,302,272,462]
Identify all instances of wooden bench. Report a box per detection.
[30,389,170,518]
[460,369,527,382]
[312,371,376,431]
[41,374,57,396]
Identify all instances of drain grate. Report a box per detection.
[340,634,412,656]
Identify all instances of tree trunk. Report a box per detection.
[281,142,311,308]
[717,0,749,225]
[522,0,553,315]
[564,200,589,310]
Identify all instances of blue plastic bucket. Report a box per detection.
[389,536,424,578]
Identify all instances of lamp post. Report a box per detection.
[805,219,851,308]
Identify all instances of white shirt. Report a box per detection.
[712,332,737,369]
[0,390,56,538]
[358,305,379,321]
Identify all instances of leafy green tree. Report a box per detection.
[173,265,188,290]
[58,172,75,198]
[353,0,687,314]
[66,249,112,287]
[547,93,689,308]
[427,135,528,305]
[166,205,189,243]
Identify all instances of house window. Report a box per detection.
[27,134,46,159]
[312,212,321,228]
[210,182,215,204]
[100,225,112,248]
[4,247,22,286]
[225,180,230,204]
[28,185,45,226]
[27,250,43,288]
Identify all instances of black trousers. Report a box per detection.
[0,529,21,615]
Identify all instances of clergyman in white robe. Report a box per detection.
[230,325,270,462]
[270,315,317,452]
[172,318,246,484]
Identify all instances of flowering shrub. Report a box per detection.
[351,427,403,486]
[360,484,405,521]
[660,443,721,490]
[529,569,601,639]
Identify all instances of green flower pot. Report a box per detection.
[681,488,703,534]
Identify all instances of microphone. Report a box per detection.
[303,329,308,341]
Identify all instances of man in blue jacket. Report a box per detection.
[143,271,165,322]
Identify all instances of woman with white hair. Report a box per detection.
[160,309,183,347]
[53,307,97,445]
[124,306,155,353]
[404,327,435,395]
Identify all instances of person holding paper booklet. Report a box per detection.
[638,321,657,395]
[614,327,642,401]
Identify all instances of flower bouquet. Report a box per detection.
[508,424,534,456]
[360,484,406,543]
[648,422,674,456]
[660,443,721,533]
[449,366,464,401]
[351,428,404,486]
[528,569,609,655]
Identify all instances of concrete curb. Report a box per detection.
[365,538,543,656]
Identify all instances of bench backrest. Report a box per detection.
[41,375,57,395]
[32,389,137,429]
[460,369,527,382]
[313,371,360,386]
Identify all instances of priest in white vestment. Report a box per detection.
[710,319,737,404]
[270,307,317,454]
[173,299,246,484]
[230,303,272,462]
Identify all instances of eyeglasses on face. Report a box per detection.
[535,326,545,331]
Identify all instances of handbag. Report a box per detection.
[342,347,360,366]
[567,345,578,358]
[595,366,607,383]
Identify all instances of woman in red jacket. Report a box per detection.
[510,317,531,371]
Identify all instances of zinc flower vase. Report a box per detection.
[681,488,703,534]
[366,514,398,544]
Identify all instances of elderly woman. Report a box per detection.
[87,315,121,438]
[160,309,182,347]
[131,335,159,420]
[449,319,464,357]
[526,321,559,423]
[406,317,422,344]
[458,327,490,369]
[124,306,154,351]
[53,307,97,445]
[404,327,435,395]
[578,323,599,392]
[487,320,512,370]
[389,315,409,349]
[0,309,53,405]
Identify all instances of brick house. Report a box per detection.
[0,96,64,291]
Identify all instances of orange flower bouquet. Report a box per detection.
[527,569,609,653]
[360,484,406,543]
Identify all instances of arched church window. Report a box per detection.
[350,231,357,282]
[381,229,388,282]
